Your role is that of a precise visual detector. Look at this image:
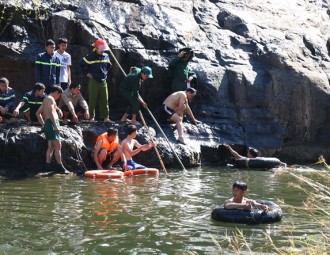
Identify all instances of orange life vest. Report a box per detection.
[95,133,119,152]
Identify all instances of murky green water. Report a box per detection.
[0,166,325,254]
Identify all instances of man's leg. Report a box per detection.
[97,149,108,168]
[45,140,55,171]
[107,150,121,169]
[170,114,185,144]
[53,139,62,164]
[53,139,70,174]
[99,80,110,120]
[88,79,99,120]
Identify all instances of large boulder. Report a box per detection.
[0,0,330,167]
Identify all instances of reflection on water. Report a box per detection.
[0,166,324,254]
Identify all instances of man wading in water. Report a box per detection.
[36,85,71,174]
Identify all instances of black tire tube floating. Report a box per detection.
[232,157,282,169]
[211,200,282,224]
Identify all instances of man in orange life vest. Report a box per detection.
[93,128,127,170]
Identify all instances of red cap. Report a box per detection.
[92,38,109,51]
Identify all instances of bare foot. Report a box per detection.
[177,137,187,145]
[104,118,114,124]
[130,120,141,126]
[121,118,131,123]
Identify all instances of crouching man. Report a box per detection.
[93,128,127,171]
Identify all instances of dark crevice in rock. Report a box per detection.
[217,10,249,37]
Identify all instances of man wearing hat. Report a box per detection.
[79,38,112,123]
[119,66,153,125]
[168,47,197,93]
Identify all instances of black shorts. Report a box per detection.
[163,104,176,120]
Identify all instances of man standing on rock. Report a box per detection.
[119,66,153,125]
[79,38,112,123]
[55,38,72,91]
[36,85,70,174]
[162,88,200,145]
[0,77,16,123]
[168,47,197,93]
[34,39,61,94]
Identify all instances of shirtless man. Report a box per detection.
[121,124,153,170]
[162,87,201,144]
[36,85,70,174]
[224,181,268,211]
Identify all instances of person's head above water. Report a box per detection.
[247,147,258,158]
[232,181,247,191]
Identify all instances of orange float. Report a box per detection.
[123,168,159,177]
[84,170,123,179]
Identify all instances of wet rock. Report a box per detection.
[0,0,330,172]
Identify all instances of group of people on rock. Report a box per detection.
[0,37,200,173]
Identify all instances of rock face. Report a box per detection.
[1,0,330,172]
[0,120,227,177]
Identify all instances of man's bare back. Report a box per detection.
[163,91,187,117]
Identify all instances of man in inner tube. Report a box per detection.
[224,181,269,212]
[223,144,259,159]
[93,128,127,171]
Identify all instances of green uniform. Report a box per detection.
[88,79,109,119]
[168,48,196,92]
[120,67,142,114]
[44,119,60,141]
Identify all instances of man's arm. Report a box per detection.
[67,56,72,85]
[93,141,103,170]
[61,92,75,116]
[224,198,251,210]
[185,103,200,125]
[13,101,25,116]
[223,144,244,159]
[122,139,145,157]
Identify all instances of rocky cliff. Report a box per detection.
[1,0,330,174]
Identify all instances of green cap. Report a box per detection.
[141,66,153,78]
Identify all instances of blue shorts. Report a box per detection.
[121,159,146,170]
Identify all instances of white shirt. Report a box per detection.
[55,51,71,83]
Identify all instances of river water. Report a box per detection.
[0,166,324,254]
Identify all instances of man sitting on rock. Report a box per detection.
[93,128,127,170]
[0,77,16,123]
[13,82,46,124]
[162,87,201,144]
[58,82,90,124]
[121,124,153,170]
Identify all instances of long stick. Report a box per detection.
[139,111,169,176]
[94,24,175,171]
[145,108,186,171]
[93,24,186,171]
